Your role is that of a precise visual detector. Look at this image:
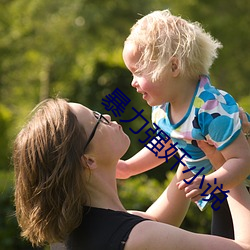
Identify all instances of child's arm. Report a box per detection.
[207,131,250,186]
[179,132,250,201]
[116,139,173,179]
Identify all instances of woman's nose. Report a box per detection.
[103,114,112,122]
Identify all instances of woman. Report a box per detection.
[13,98,250,249]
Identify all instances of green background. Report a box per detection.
[0,0,249,249]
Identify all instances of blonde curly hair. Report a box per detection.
[13,98,88,246]
[125,9,222,81]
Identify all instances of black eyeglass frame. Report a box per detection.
[83,111,110,151]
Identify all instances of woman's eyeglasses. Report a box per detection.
[84,111,110,151]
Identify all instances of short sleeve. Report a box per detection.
[197,89,241,151]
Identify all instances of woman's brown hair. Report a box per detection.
[13,98,88,246]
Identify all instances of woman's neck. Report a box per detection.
[84,165,126,212]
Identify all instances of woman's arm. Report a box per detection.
[125,184,250,250]
[129,163,193,226]
[144,164,192,226]
[227,184,250,243]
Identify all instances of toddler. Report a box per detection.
[119,9,250,239]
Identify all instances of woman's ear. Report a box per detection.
[82,155,97,169]
[170,57,180,77]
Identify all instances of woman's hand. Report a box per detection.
[239,107,250,141]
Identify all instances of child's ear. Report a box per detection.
[171,57,180,77]
[171,63,177,72]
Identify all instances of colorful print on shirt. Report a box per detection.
[152,75,241,174]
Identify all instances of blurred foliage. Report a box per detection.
[0,104,12,169]
[119,174,163,210]
[239,95,250,112]
[0,0,249,248]
[1,0,249,168]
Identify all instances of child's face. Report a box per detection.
[123,43,172,106]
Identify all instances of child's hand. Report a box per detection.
[197,141,217,158]
[116,160,131,179]
[177,176,208,202]
[197,141,225,170]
